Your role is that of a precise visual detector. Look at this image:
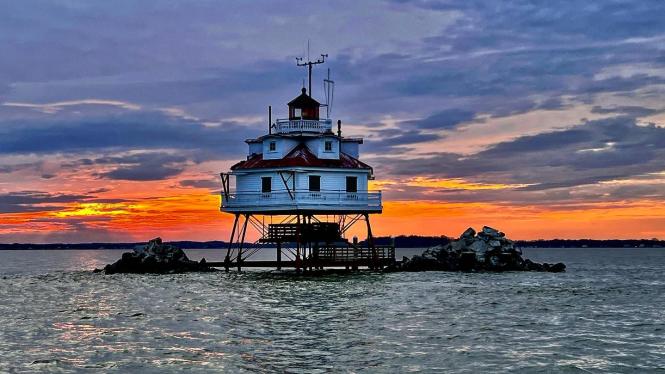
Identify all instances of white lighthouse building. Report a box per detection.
[219,57,392,271]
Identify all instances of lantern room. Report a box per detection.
[288,88,320,120]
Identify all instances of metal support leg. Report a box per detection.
[295,215,302,273]
[225,214,239,272]
[237,214,249,272]
[365,214,377,269]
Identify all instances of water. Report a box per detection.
[0,248,663,373]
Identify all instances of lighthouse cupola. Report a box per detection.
[288,88,320,120]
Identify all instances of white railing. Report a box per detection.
[221,190,382,211]
[275,119,333,134]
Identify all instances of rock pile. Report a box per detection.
[98,238,215,274]
[393,226,565,272]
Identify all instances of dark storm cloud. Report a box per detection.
[0,191,88,213]
[401,109,476,130]
[59,152,190,181]
[101,164,183,181]
[481,128,593,155]
[372,116,665,198]
[95,153,189,181]
[179,178,222,190]
[591,105,660,117]
[364,129,442,153]
[358,0,665,125]
[396,0,665,43]
[0,112,258,160]
[0,162,40,174]
[0,191,137,213]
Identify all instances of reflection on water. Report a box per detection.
[0,248,664,372]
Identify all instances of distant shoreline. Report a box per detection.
[1,236,663,250]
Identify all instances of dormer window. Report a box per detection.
[269,141,276,152]
[324,140,333,152]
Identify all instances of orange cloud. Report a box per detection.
[3,186,665,242]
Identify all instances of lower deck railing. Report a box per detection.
[317,244,395,262]
[221,190,382,211]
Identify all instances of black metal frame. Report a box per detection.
[221,212,389,272]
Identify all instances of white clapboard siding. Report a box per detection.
[247,141,262,156]
[341,140,360,158]
[263,137,299,160]
[236,169,369,193]
[305,136,339,159]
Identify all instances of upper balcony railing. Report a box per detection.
[275,118,333,134]
[221,190,382,213]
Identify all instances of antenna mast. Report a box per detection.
[323,68,335,118]
[296,52,327,97]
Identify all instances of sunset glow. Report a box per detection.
[2,2,665,243]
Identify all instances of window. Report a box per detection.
[294,108,302,118]
[309,175,321,192]
[324,140,333,152]
[346,176,358,193]
[269,141,276,152]
[262,177,272,193]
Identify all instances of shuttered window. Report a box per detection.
[309,175,320,192]
[346,176,357,193]
[262,177,272,193]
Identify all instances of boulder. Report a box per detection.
[388,227,565,273]
[461,227,476,240]
[469,240,491,262]
[99,237,216,274]
[482,226,501,238]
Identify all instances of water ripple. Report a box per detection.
[0,248,664,372]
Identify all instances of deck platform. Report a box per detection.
[213,244,396,270]
[207,258,395,269]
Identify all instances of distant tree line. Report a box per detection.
[0,236,663,250]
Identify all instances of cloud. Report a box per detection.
[0,191,88,213]
[364,129,442,154]
[179,178,221,189]
[0,111,257,161]
[97,153,188,181]
[2,100,141,114]
[371,116,665,203]
[591,105,660,117]
[401,109,476,130]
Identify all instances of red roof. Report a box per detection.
[231,144,372,170]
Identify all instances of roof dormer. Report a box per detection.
[288,88,320,120]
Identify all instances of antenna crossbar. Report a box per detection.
[296,53,327,97]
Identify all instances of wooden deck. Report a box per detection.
[210,244,396,270]
[207,258,395,269]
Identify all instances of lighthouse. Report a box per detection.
[219,56,393,271]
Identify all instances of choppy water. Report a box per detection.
[0,248,663,373]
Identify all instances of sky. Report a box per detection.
[2,0,665,243]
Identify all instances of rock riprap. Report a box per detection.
[99,238,215,274]
[393,226,565,272]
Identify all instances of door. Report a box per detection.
[262,176,272,195]
[346,176,358,200]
